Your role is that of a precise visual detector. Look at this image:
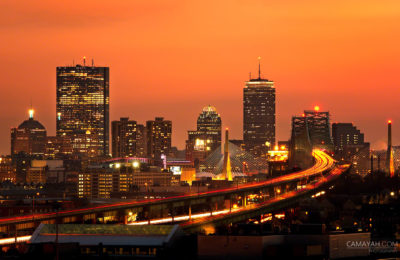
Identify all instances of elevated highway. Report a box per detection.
[0,150,343,237]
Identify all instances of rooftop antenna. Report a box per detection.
[72,59,75,66]
[91,58,94,67]
[258,56,261,79]
[83,56,86,66]
[249,72,252,80]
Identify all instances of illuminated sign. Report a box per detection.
[170,166,182,175]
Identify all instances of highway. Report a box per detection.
[0,149,346,244]
[0,149,335,225]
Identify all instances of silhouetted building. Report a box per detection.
[146,117,172,163]
[332,123,370,175]
[186,105,222,165]
[56,61,109,159]
[11,110,47,158]
[243,60,275,158]
[112,117,137,158]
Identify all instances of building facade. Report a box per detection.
[186,105,222,165]
[11,110,47,158]
[243,68,275,158]
[146,117,172,163]
[332,123,370,175]
[112,117,137,158]
[56,63,110,159]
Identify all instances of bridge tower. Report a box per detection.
[222,128,233,181]
[289,115,313,169]
[289,106,334,169]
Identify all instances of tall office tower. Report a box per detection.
[136,124,147,157]
[332,123,370,175]
[386,120,395,177]
[243,59,275,158]
[56,60,109,159]
[111,117,137,158]
[186,105,222,164]
[11,109,47,158]
[146,117,172,163]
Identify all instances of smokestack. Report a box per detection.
[386,120,395,177]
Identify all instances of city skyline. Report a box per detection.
[1,0,400,155]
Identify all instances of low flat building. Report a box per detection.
[29,224,184,258]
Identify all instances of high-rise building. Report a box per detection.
[56,61,109,159]
[243,59,275,158]
[332,122,370,175]
[11,109,47,158]
[186,105,222,164]
[146,117,172,163]
[112,117,137,158]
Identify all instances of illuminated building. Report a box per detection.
[45,136,72,159]
[136,124,147,157]
[11,109,47,158]
[243,58,275,158]
[146,117,172,163]
[386,120,395,177]
[56,61,109,159]
[186,105,222,165]
[332,123,370,175]
[267,144,289,162]
[78,168,130,199]
[112,117,137,157]
[0,156,15,183]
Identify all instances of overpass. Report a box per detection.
[0,150,340,238]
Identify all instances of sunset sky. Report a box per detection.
[1,0,399,155]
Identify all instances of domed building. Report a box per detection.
[186,105,222,166]
[11,109,47,157]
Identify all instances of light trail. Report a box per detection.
[128,209,240,225]
[0,235,31,245]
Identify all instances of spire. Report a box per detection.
[258,56,261,79]
[29,98,34,119]
[28,109,34,119]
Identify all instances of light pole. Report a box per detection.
[32,192,39,221]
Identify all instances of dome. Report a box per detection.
[202,105,217,113]
[18,118,45,130]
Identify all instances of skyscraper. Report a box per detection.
[243,58,275,158]
[56,60,109,158]
[186,105,222,164]
[146,117,172,163]
[112,117,137,158]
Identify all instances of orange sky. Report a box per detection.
[1,0,399,155]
